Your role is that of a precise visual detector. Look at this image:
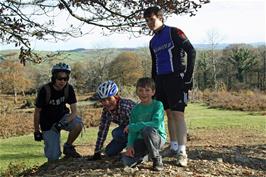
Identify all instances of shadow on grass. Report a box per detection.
[0,153,43,161]
[188,144,266,171]
[0,143,41,148]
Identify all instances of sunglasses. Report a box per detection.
[56,77,69,81]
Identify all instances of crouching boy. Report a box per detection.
[122,77,166,171]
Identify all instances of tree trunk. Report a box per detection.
[13,88,17,104]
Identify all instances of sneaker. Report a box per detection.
[152,157,163,171]
[121,155,144,168]
[176,152,188,167]
[161,148,178,157]
[63,144,81,158]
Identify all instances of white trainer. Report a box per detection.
[177,152,188,167]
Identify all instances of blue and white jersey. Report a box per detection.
[149,25,196,82]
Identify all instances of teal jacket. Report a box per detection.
[127,99,166,147]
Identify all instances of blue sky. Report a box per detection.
[1,0,265,51]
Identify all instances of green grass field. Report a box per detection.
[186,103,266,131]
[0,103,265,174]
[0,127,100,174]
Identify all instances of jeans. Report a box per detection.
[121,126,165,167]
[42,115,83,161]
[105,125,127,156]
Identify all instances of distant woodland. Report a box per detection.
[0,43,265,100]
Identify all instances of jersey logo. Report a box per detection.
[176,29,187,40]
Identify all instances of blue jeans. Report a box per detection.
[105,126,127,156]
[42,115,83,161]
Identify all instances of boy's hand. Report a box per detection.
[123,126,129,133]
[125,147,134,157]
[34,131,43,141]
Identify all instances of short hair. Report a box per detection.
[143,6,163,20]
[136,77,156,90]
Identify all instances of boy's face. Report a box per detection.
[145,14,163,32]
[136,86,155,104]
[54,72,69,90]
[100,96,118,111]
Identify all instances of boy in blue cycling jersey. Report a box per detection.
[144,6,196,167]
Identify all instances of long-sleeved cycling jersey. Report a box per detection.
[149,25,196,83]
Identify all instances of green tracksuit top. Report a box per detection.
[127,99,166,147]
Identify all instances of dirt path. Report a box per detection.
[25,129,266,177]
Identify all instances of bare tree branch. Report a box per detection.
[0,0,210,63]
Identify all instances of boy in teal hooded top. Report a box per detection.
[122,77,166,171]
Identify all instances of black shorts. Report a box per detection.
[155,73,188,112]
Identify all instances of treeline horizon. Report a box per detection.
[0,43,265,102]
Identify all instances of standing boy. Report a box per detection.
[144,6,196,167]
[91,80,136,160]
[122,77,166,171]
[34,63,83,162]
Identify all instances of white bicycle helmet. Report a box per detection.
[51,62,71,74]
[97,80,118,99]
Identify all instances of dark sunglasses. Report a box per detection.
[56,77,69,81]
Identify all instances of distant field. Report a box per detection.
[0,103,265,174]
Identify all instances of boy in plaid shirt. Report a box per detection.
[91,80,136,160]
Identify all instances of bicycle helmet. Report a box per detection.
[96,80,118,99]
[51,62,71,75]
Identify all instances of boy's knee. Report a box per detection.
[112,127,127,142]
[112,127,121,137]
[68,116,83,132]
[142,126,154,136]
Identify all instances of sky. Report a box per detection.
[0,0,265,51]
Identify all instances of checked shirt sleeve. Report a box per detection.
[95,111,111,152]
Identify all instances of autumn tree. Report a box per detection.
[108,51,144,87]
[0,0,210,63]
[138,47,152,77]
[71,61,88,92]
[0,60,33,103]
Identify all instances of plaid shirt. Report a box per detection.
[95,98,136,152]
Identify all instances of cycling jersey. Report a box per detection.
[149,25,196,83]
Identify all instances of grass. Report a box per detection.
[0,103,265,174]
[186,103,266,132]
[0,127,101,174]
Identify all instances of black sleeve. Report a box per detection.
[183,40,196,83]
[35,86,46,108]
[67,85,77,104]
[172,28,196,83]
[149,42,157,80]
